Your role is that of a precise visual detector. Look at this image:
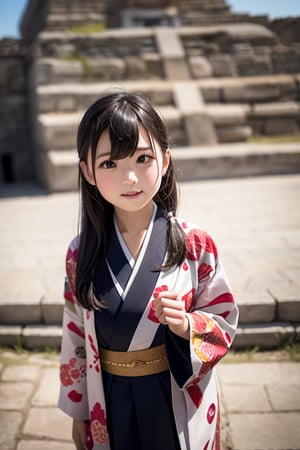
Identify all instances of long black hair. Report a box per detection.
[76,91,186,309]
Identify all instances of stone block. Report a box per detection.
[0,326,22,347]
[142,52,163,79]
[125,56,147,80]
[34,58,82,85]
[188,56,213,78]
[236,292,276,324]
[31,368,60,406]
[206,104,249,126]
[217,362,300,386]
[0,381,34,410]
[223,82,280,103]
[0,411,23,450]
[23,407,72,441]
[232,323,295,349]
[209,54,237,77]
[263,118,299,135]
[155,29,190,80]
[229,412,300,450]
[268,284,300,322]
[37,112,79,150]
[0,269,43,325]
[17,441,74,450]
[185,113,218,146]
[1,364,40,382]
[220,384,272,413]
[22,325,62,350]
[42,297,64,325]
[89,57,125,80]
[234,54,272,76]
[38,150,78,192]
[173,81,217,145]
[216,125,252,143]
[267,384,300,411]
[251,101,300,118]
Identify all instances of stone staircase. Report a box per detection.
[28,24,300,192]
[34,76,300,191]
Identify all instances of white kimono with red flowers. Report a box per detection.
[58,208,238,450]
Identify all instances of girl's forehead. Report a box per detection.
[96,125,153,154]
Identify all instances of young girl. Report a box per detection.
[58,91,238,450]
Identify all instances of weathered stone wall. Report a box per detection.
[0,39,33,183]
[32,24,300,86]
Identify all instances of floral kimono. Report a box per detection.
[58,204,238,450]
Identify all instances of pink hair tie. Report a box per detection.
[167,211,176,223]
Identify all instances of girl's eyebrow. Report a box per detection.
[96,151,111,159]
[96,147,153,159]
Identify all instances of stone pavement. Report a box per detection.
[0,349,299,450]
[0,173,300,349]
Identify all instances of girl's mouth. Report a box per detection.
[122,191,142,198]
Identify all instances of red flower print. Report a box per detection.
[90,403,108,445]
[198,263,213,282]
[205,292,234,308]
[187,381,203,408]
[148,285,170,322]
[60,358,86,387]
[67,321,85,339]
[68,390,82,402]
[60,364,73,386]
[203,440,210,450]
[148,300,159,323]
[207,403,216,424]
[182,288,195,312]
[182,261,189,271]
[186,230,218,261]
[153,285,169,298]
[88,335,100,372]
[192,313,214,334]
[69,357,80,379]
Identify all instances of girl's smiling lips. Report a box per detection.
[121,190,143,198]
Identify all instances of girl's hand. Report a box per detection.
[153,291,190,340]
[72,419,87,450]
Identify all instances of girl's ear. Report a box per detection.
[80,161,96,186]
[162,149,171,176]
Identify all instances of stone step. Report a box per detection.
[36,75,299,114]
[0,322,298,351]
[36,142,300,191]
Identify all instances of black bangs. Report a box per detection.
[109,102,140,161]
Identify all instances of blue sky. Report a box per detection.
[0,0,299,39]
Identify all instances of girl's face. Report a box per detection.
[80,126,170,216]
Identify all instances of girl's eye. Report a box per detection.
[137,154,154,164]
[99,160,116,169]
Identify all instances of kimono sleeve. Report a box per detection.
[166,227,239,389]
[58,238,89,421]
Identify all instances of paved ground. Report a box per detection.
[0,349,299,450]
[0,174,300,449]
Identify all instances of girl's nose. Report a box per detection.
[122,170,138,185]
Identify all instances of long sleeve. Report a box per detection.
[166,225,239,389]
[58,239,90,421]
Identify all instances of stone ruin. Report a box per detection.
[0,0,299,189]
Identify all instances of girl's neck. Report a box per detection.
[114,202,154,234]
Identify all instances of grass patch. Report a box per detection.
[70,22,106,33]
[225,343,300,363]
[63,53,92,80]
[248,134,300,144]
